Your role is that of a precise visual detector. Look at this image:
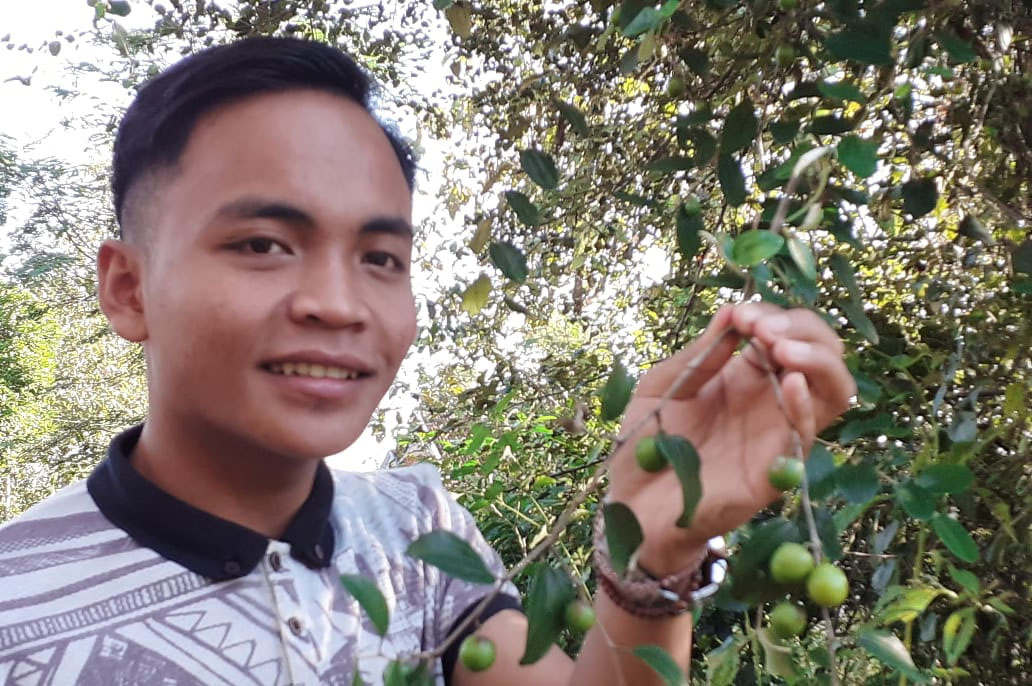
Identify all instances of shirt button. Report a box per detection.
[269,552,284,572]
[286,617,305,637]
[224,561,242,576]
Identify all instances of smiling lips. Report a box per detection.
[266,361,366,380]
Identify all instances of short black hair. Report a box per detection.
[111,36,416,237]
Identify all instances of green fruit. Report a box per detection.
[666,75,686,98]
[564,600,597,633]
[779,0,798,10]
[807,563,849,607]
[768,456,805,491]
[459,635,496,672]
[775,44,796,67]
[635,435,667,472]
[769,542,815,584]
[769,601,808,638]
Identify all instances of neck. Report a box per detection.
[131,414,320,539]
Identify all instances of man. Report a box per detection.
[0,37,854,685]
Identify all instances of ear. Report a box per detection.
[97,239,148,343]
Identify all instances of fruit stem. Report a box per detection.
[899,527,928,686]
[748,339,840,686]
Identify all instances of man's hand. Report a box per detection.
[608,303,856,576]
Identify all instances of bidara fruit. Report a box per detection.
[459,635,496,672]
[634,435,667,472]
[807,563,849,607]
[768,456,805,491]
[769,542,815,584]
[564,599,596,633]
[769,601,808,638]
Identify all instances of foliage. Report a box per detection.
[1,0,1030,684]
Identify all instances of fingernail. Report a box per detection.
[764,314,790,333]
[738,306,762,326]
[785,341,811,360]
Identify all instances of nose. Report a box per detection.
[286,256,371,329]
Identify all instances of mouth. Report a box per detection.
[261,361,372,381]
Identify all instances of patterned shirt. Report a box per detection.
[0,426,519,686]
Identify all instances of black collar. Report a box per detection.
[87,425,336,581]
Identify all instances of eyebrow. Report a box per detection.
[210,197,412,238]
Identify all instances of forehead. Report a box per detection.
[164,89,412,227]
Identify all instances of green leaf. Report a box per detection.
[603,502,644,576]
[646,156,696,174]
[504,190,542,226]
[676,204,703,261]
[818,80,867,103]
[914,465,974,494]
[108,0,132,17]
[406,531,497,585]
[858,629,929,682]
[679,46,710,77]
[520,564,575,665]
[432,0,453,8]
[835,463,880,504]
[1011,239,1032,275]
[717,154,747,206]
[837,135,879,178]
[879,587,944,625]
[656,435,703,528]
[829,254,860,301]
[809,115,855,135]
[460,274,492,316]
[555,100,590,137]
[895,481,935,521]
[519,149,559,190]
[488,241,529,283]
[947,563,980,595]
[931,514,979,563]
[815,506,845,561]
[352,663,369,686]
[787,236,817,281]
[600,359,636,421]
[757,628,799,679]
[705,636,740,686]
[943,608,977,665]
[633,645,687,686]
[677,127,717,165]
[720,100,758,154]
[339,574,390,637]
[936,32,977,63]
[901,178,939,218]
[622,7,664,38]
[825,23,894,65]
[806,444,837,500]
[769,119,801,145]
[731,231,784,268]
[727,518,803,604]
[837,298,879,344]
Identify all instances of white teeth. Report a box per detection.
[268,362,361,380]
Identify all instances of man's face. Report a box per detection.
[135,90,416,460]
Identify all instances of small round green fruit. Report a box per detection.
[459,635,497,672]
[635,435,667,472]
[564,600,596,633]
[775,44,796,67]
[769,542,815,584]
[806,563,849,608]
[769,601,808,638]
[768,456,805,491]
[666,75,686,98]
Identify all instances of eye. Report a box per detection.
[232,237,290,255]
[363,251,405,271]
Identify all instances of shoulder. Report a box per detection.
[0,479,113,549]
[329,462,451,517]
